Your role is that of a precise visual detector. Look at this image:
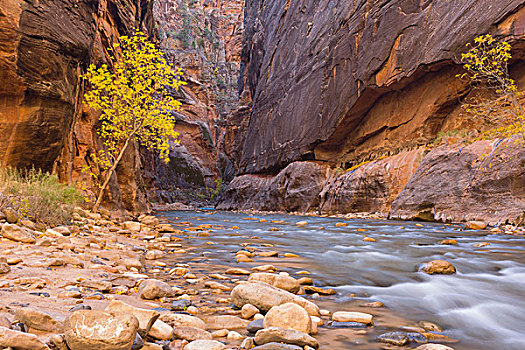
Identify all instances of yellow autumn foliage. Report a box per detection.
[83,30,185,211]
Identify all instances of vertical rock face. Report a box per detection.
[233,0,524,174]
[0,0,154,213]
[144,0,245,203]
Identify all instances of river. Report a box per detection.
[159,210,525,349]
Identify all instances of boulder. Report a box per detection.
[248,273,300,293]
[63,310,139,350]
[263,302,312,334]
[139,279,175,299]
[254,327,318,349]
[15,308,63,333]
[0,326,49,350]
[419,260,456,274]
[466,221,487,230]
[122,221,141,232]
[1,224,36,243]
[231,282,320,316]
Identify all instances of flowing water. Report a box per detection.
[160,210,525,349]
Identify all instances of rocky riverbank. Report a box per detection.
[0,209,465,349]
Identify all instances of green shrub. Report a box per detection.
[0,167,83,228]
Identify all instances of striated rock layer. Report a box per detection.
[233,0,525,174]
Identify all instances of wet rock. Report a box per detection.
[377,332,409,346]
[231,281,320,316]
[263,302,312,334]
[183,339,226,350]
[254,327,318,349]
[419,260,456,274]
[15,308,63,333]
[204,281,231,291]
[252,343,302,350]
[418,321,443,332]
[205,315,249,330]
[146,250,166,260]
[139,279,175,299]
[1,224,36,243]
[225,267,251,275]
[252,265,277,272]
[64,310,139,350]
[160,313,206,330]
[466,221,487,230]
[439,239,457,245]
[247,319,264,333]
[303,286,336,295]
[172,299,192,311]
[0,326,49,350]
[173,326,212,341]
[249,273,300,293]
[329,321,367,328]
[332,311,373,325]
[105,300,159,336]
[241,304,259,319]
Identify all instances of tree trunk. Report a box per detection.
[92,136,133,213]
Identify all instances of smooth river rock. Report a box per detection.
[139,279,176,299]
[15,307,63,333]
[263,302,312,334]
[64,310,139,350]
[248,273,300,294]
[254,327,319,349]
[332,311,373,325]
[419,260,456,274]
[231,281,320,316]
[183,339,226,350]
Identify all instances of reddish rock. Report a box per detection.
[419,260,456,275]
[217,162,330,212]
[390,139,525,225]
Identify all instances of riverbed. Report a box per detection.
[159,210,525,350]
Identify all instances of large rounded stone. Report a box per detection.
[64,310,139,350]
[183,339,226,350]
[419,260,456,274]
[415,345,455,350]
[254,327,318,349]
[263,303,312,333]
[139,279,175,299]
[1,224,36,243]
[231,282,320,316]
[248,273,300,293]
[15,307,63,332]
[204,315,249,330]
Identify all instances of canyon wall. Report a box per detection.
[0,0,156,214]
[218,0,525,224]
[231,0,524,174]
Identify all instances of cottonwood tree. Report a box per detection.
[458,34,524,138]
[83,30,184,212]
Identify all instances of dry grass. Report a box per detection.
[0,167,83,228]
